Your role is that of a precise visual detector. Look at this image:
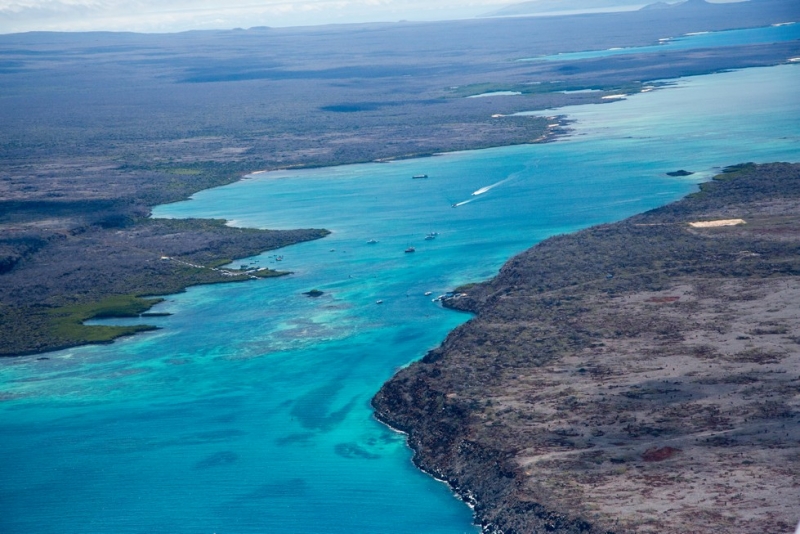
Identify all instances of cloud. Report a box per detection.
[0,0,512,33]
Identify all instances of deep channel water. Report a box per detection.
[0,64,798,533]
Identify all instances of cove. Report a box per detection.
[0,64,798,533]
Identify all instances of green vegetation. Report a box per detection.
[453,282,479,293]
[163,167,203,176]
[206,258,235,269]
[0,261,293,356]
[720,162,757,176]
[57,294,164,319]
[0,221,329,356]
[47,320,157,351]
[123,161,270,208]
[251,269,290,279]
[0,296,163,356]
[48,294,162,342]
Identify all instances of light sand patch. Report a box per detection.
[688,218,745,228]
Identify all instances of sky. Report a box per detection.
[0,0,745,34]
[0,0,509,33]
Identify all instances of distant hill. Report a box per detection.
[640,1,680,9]
[483,0,668,17]
[483,0,720,17]
[641,0,718,9]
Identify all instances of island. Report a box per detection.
[374,162,800,533]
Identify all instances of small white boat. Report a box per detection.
[424,291,433,296]
[404,247,415,253]
[412,174,428,179]
[376,300,384,304]
[366,239,378,244]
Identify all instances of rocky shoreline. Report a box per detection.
[373,163,800,533]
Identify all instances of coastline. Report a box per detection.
[1,265,294,358]
[373,162,800,533]
[256,116,570,171]
[1,121,566,359]
[6,11,796,359]
[0,222,330,357]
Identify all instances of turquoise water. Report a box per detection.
[1,64,798,533]
[521,22,800,61]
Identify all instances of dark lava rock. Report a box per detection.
[642,446,682,462]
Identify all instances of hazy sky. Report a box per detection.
[0,0,744,34]
[0,0,514,33]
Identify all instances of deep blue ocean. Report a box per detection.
[1,64,798,533]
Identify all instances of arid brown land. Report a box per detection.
[374,163,800,533]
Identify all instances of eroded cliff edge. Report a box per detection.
[373,162,800,533]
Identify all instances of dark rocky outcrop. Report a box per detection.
[374,163,800,533]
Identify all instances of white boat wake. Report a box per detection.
[451,176,516,207]
[472,177,513,196]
